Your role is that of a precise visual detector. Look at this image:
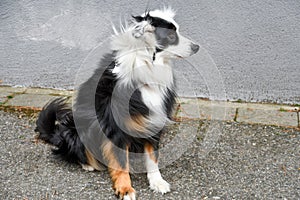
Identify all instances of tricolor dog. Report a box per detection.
[36,7,199,200]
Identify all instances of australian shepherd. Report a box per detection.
[35,7,199,200]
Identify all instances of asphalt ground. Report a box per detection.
[1,1,300,104]
[1,110,299,200]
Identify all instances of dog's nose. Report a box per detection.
[191,43,200,53]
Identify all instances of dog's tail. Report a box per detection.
[35,98,88,164]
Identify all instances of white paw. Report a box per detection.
[149,178,171,194]
[81,164,95,171]
[123,192,136,200]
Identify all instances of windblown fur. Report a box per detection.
[35,7,199,200]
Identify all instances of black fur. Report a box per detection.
[35,98,87,164]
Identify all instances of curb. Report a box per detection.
[0,86,299,128]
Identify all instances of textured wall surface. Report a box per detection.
[1,0,299,104]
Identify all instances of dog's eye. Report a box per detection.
[167,32,177,43]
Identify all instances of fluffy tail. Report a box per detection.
[35,98,87,164]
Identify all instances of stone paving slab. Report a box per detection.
[6,94,56,108]
[237,108,298,127]
[0,87,27,104]
[176,98,236,121]
[25,88,74,96]
[0,86,299,128]
[0,86,27,94]
[177,98,299,128]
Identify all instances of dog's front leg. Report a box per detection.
[103,142,136,200]
[145,143,171,194]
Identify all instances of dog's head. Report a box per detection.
[132,8,199,59]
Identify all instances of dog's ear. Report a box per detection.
[132,22,155,38]
[132,15,144,22]
[132,14,155,38]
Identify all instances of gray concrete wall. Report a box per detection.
[1,0,299,104]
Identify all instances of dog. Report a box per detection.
[35,7,199,200]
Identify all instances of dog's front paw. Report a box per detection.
[114,185,136,200]
[149,178,171,194]
[123,192,136,200]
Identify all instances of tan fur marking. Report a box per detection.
[111,170,135,198]
[145,143,157,163]
[125,115,146,132]
[102,142,135,198]
[85,149,103,171]
[103,142,122,170]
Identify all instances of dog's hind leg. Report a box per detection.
[81,149,105,171]
[145,143,171,194]
[103,142,136,200]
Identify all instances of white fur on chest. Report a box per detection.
[140,85,168,130]
[140,85,164,112]
[134,57,173,88]
[135,57,173,115]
